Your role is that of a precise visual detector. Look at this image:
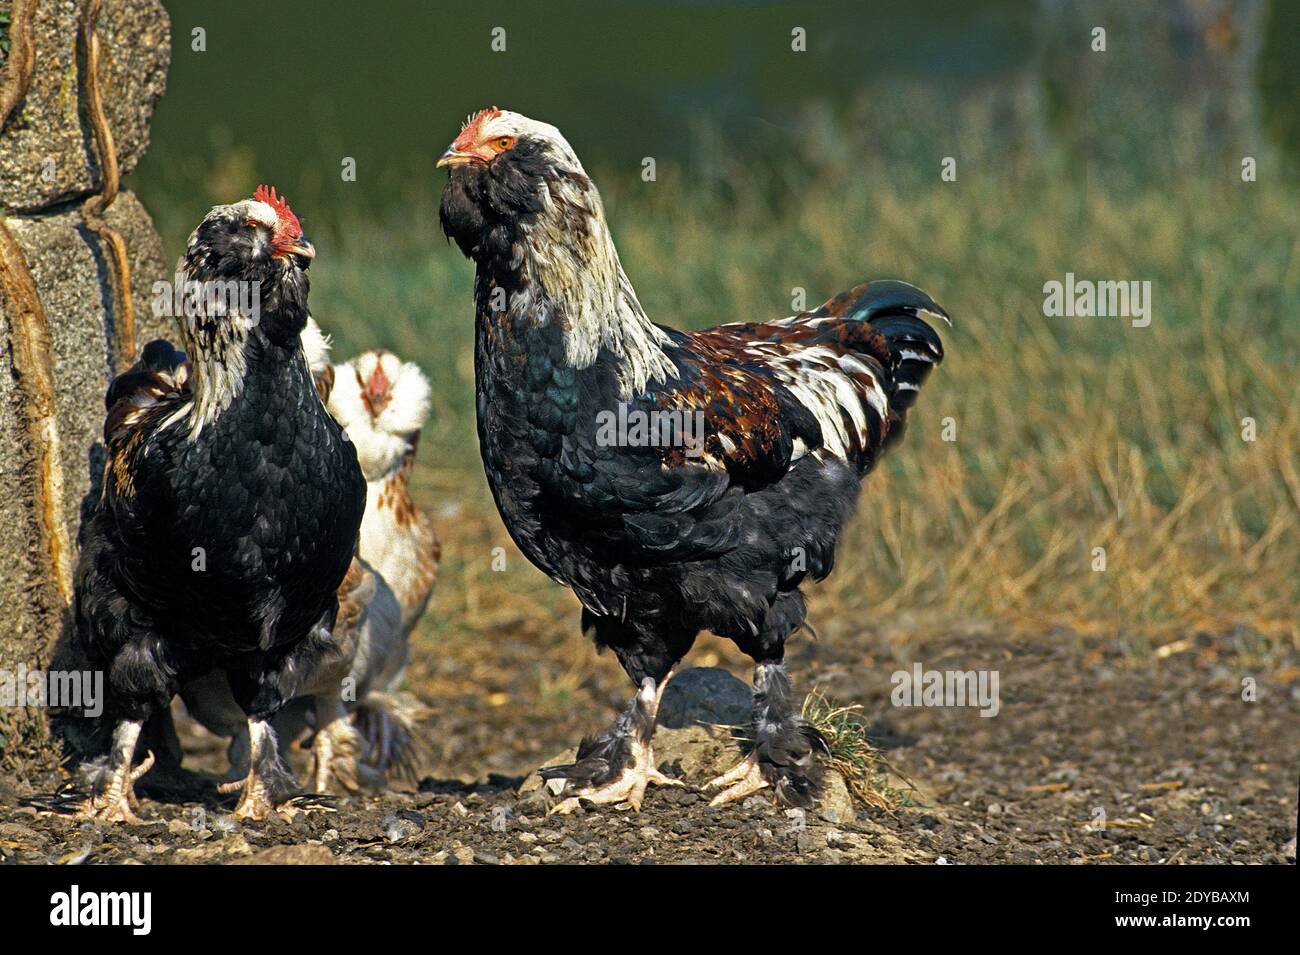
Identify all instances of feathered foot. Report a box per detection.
[354,691,428,787]
[309,699,364,794]
[218,718,299,820]
[706,662,827,808]
[544,671,682,815]
[77,720,155,824]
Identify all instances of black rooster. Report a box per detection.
[438,109,948,812]
[74,187,366,821]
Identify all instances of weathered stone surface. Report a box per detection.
[2,190,170,540]
[0,190,170,773]
[2,0,170,782]
[0,0,170,212]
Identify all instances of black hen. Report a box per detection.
[438,109,947,811]
[74,186,366,821]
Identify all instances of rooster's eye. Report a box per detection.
[494,136,515,152]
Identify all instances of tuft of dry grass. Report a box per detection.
[800,690,914,811]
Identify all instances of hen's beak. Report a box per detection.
[436,147,472,169]
[437,142,496,168]
[362,363,392,415]
[275,239,315,261]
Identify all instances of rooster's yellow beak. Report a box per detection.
[436,148,473,169]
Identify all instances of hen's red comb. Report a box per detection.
[253,184,302,239]
[462,105,502,131]
[452,106,503,153]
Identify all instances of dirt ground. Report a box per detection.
[2,623,1296,865]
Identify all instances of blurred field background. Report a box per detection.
[129,1,1297,744]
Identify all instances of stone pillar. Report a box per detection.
[0,0,170,779]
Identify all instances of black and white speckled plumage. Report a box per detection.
[440,110,947,806]
[75,196,366,783]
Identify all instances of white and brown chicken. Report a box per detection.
[321,338,442,783]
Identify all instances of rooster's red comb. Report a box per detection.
[253,184,302,239]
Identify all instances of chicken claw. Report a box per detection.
[78,719,155,824]
[548,738,682,815]
[705,753,769,807]
[546,673,682,815]
[219,718,299,821]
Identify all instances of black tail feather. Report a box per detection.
[840,280,948,447]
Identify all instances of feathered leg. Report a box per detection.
[218,718,298,820]
[706,661,827,807]
[221,617,337,817]
[544,670,682,815]
[308,696,364,794]
[77,719,155,824]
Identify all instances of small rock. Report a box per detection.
[234,845,335,865]
[657,667,752,728]
[382,812,423,843]
[515,791,549,814]
[818,770,856,825]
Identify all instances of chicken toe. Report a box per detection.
[309,699,364,794]
[78,720,155,824]
[219,718,299,820]
[544,672,681,815]
[705,753,769,806]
